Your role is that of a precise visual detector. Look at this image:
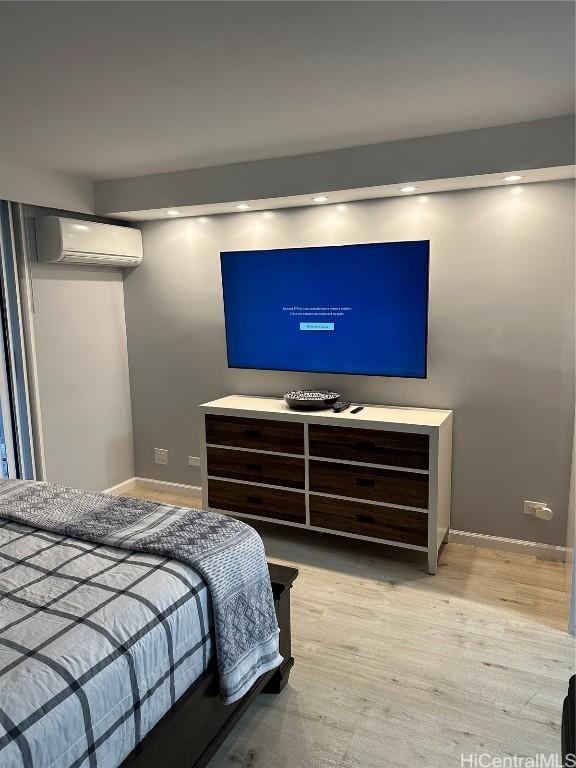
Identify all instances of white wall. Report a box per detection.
[1,158,94,213]
[21,203,135,491]
[124,180,575,546]
[568,255,576,631]
[568,420,575,633]
[30,262,134,491]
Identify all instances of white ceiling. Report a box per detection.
[0,1,574,183]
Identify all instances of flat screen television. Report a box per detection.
[220,240,430,378]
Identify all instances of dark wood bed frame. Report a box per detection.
[121,563,298,768]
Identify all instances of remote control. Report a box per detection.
[351,406,364,414]
[333,400,351,413]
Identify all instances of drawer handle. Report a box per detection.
[356,441,375,452]
[357,514,375,524]
[356,478,375,488]
[245,429,261,438]
[246,495,263,504]
[246,463,262,471]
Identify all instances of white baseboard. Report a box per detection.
[103,477,202,498]
[104,477,137,495]
[449,529,566,562]
[134,477,202,496]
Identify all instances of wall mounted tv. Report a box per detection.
[220,240,430,378]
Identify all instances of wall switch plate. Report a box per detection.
[188,456,200,467]
[523,500,553,520]
[155,448,168,465]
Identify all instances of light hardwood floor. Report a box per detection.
[123,487,575,768]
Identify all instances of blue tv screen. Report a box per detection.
[220,240,430,378]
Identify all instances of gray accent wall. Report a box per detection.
[123,180,575,546]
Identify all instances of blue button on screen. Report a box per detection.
[299,322,335,331]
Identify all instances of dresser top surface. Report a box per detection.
[200,395,452,429]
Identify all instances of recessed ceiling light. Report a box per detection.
[400,186,417,193]
[336,204,347,212]
[166,209,180,216]
[262,211,275,219]
[198,217,209,223]
[236,203,251,210]
[502,175,523,182]
[312,196,329,203]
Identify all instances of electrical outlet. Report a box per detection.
[154,448,168,466]
[523,500,553,520]
[188,456,200,467]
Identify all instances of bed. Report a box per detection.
[0,480,297,768]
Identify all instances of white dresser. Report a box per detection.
[200,396,453,574]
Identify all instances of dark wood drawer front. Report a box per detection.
[309,424,429,469]
[309,460,428,509]
[205,415,304,454]
[310,495,428,546]
[208,480,306,523]
[207,447,305,489]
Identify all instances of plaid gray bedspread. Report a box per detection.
[0,515,212,768]
[0,480,281,709]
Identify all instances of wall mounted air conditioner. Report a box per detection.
[35,216,143,267]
